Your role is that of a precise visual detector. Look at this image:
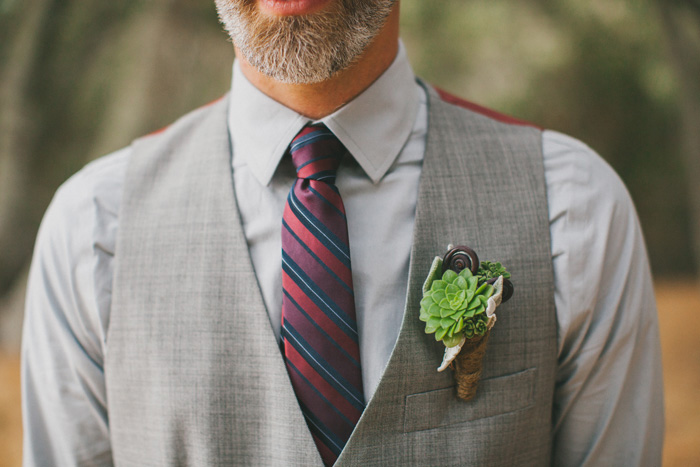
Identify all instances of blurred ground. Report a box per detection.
[657,280,700,466]
[0,353,20,467]
[0,280,698,466]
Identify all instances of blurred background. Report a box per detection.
[1,0,698,465]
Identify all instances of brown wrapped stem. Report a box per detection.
[453,331,490,401]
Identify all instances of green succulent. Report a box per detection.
[477,261,511,280]
[419,268,494,348]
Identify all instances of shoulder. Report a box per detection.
[48,147,131,234]
[542,129,635,232]
[542,130,644,305]
[34,147,132,294]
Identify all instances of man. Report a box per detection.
[22,0,664,465]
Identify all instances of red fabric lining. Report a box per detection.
[435,88,542,130]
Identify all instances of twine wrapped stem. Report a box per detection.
[452,331,490,401]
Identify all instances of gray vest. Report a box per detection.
[106,86,557,466]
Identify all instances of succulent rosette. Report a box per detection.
[419,268,494,348]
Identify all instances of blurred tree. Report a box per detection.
[402,0,694,276]
[656,0,700,277]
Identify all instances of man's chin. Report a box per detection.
[257,0,333,16]
[217,0,395,84]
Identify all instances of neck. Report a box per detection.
[236,5,400,120]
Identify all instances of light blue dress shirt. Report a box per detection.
[22,44,664,466]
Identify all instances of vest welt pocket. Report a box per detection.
[403,367,537,433]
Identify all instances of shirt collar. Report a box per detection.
[229,41,421,185]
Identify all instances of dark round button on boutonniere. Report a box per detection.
[443,245,514,303]
[442,245,480,275]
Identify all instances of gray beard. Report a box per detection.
[215,0,395,84]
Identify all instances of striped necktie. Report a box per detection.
[281,124,365,466]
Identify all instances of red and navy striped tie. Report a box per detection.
[281,124,365,466]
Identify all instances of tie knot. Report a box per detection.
[289,124,345,182]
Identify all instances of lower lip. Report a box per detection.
[258,0,332,16]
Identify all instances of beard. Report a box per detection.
[215,0,395,84]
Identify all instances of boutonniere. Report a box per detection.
[419,245,514,401]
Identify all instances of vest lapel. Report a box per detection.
[204,97,323,465]
[336,84,472,464]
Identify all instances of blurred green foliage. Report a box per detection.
[0,0,233,297]
[402,0,694,275]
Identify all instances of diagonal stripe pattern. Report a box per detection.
[281,124,364,466]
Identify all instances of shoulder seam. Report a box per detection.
[435,87,542,130]
[141,94,227,139]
